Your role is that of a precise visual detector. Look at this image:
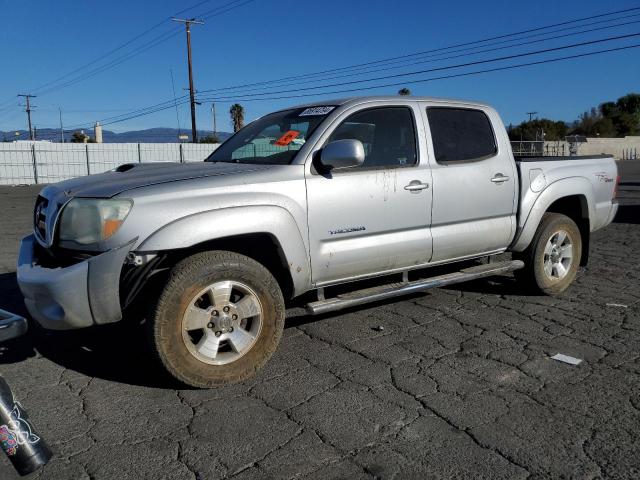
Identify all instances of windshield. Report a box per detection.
[205,106,335,165]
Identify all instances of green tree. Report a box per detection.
[229,104,245,132]
[571,108,599,136]
[70,131,94,143]
[600,101,617,118]
[398,88,411,96]
[613,93,640,136]
[571,93,640,137]
[507,119,568,141]
[199,134,220,144]
[590,117,617,137]
[616,93,640,115]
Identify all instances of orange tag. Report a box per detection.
[274,130,299,146]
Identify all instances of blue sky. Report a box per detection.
[1,0,639,135]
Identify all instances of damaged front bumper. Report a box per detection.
[17,235,135,330]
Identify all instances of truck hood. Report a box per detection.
[41,162,276,198]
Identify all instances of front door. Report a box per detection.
[305,104,433,286]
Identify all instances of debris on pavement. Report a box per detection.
[550,353,583,365]
[372,325,385,332]
[606,303,628,308]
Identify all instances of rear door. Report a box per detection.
[420,104,517,262]
[305,102,433,286]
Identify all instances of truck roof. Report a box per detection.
[290,95,493,110]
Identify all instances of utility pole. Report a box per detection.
[18,94,37,140]
[172,17,204,143]
[169,69,182,138]
[211,102,217,139]
[59,107,65,143]
[526,111,538,122]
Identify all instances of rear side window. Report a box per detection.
[427,107,497,163]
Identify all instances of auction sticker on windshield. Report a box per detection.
[299,106,335,116]
[274,130,300,146]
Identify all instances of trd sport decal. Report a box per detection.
[329,226,366,235]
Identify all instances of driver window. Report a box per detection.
[326,107,417,168]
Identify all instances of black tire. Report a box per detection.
[150,250,285,388]
[514,213,582,296]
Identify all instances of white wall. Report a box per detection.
[0,142,219,185]
[544,136,640,159]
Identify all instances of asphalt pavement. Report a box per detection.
[0,161,639,479]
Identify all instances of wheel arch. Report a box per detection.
[511,176,595,266]
[136,205,311,298]
[168,233,296,299]
[545,195,590,266]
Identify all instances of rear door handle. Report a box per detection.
[491,173,510,183]
[404,180,429,193]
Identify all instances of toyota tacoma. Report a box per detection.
[17,96,619,387]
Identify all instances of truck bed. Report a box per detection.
[512,153,618,253]
[515,154,613,162]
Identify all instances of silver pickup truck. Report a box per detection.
[17,96,619,387]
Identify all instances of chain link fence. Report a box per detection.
[510,141,545,156]
[0,142,219,185]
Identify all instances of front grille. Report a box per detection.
[34,195,48,242]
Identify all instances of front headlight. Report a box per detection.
[59,198,133,245]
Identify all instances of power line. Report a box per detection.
[314,13,640,78]
[74,16,638,129]
[198,15,640,96]
[34,0,253,97]
[0,0,212,108]
[67,41,640,132]
[196,43,640,103]
[196,32,640,100]
[64,97,190,130]
[8,2,632,109]
[0,0,255,105]
[198,0,257,20]
[34,29,184,97]
[197,6,640,94]
[45,10,640,132]
[56,1,258,132]
[35,0,221,94]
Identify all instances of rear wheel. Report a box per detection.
[514,213,582,295]
[150,251,285,388]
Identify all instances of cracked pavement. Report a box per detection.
[0,160,639,479]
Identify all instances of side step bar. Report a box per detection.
[306,260,524,315]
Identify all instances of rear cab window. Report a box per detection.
[426,107,497,163]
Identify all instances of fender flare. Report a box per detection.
[511,177,595,252]
[137,205,311,295]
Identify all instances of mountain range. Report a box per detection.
[1,127,232,143]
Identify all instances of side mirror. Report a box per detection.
[320,139,365,170]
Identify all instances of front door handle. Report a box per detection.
[491,173,510,183]
[404,180,429,193]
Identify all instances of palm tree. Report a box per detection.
[398,88,411,96]
[230,104,245,132]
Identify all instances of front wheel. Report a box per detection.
[514,213,582,295]
[150,251,285,388]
